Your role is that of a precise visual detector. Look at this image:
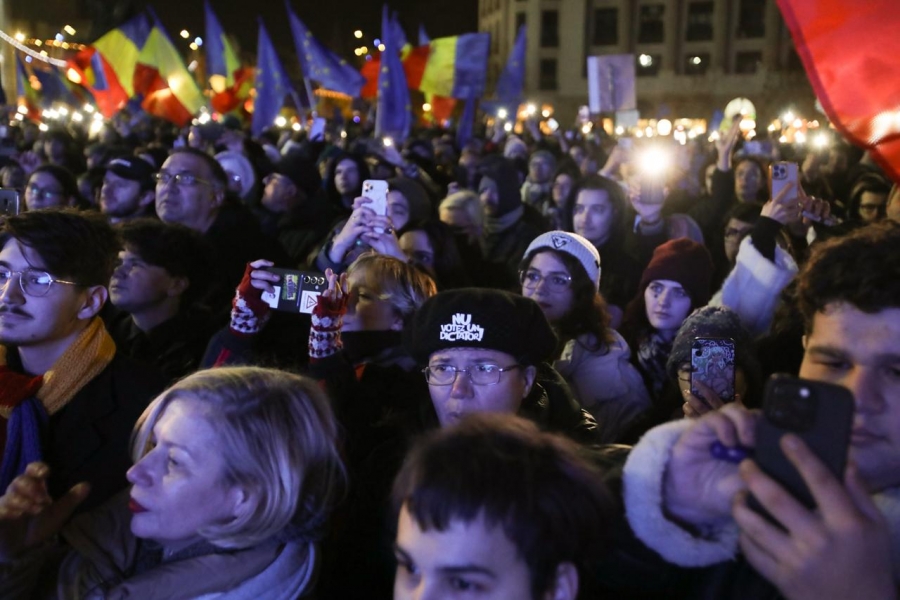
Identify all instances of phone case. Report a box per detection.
[260,269,327,314]
[770,161,798,201]
[753,375,854,513]
[362,179,389,216]
[0,189,20,217]
[690,337,736,403]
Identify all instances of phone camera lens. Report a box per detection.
[695,350,703,357]
[799,387,810,399]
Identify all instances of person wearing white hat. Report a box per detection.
[519,230,651,443]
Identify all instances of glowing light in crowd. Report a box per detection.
[638,147,670,176]
[615,126,625,135]
[690,56,702,65]
[383,137,394,147]
[792,119,803,129]
[197,112,211,124]
[354,30,363,39]
[64,25,76,36]
[66,68,82,84]
[180,30,190,39]
[14,31,25,42]
[189,43,198,51]
[779,135,788,143]
[497,108,508,119]
[813,133,830,149]
[90,120,104,135]
[72,112,83,122]
[422,103,432,112]
[378,44,385,52]
[504,122,513,132]
[782,111,795,124]
[39,123,49,132]
[541,109,551,118]
[92,112,103,122]
[639,54,653,67]
[58,107,68,116]
[292,122,301,131]
[657,119,672,136]
[274,116,287,128]
[581,123,592,135]
[83,104,95,114]
[194,37,203,46]
[795,131,807,144]
[17,105,28,115]
[525,104,537,117]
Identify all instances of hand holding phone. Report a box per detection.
[362,179,389,233]
[691,337,736,403]
[0,189,20,217]
[260,268,328,314]
[770,161,799,204]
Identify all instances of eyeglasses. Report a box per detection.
[154,172,215,188]
[423,364,521,386]
[26,183,64,201]
[0,267,81,297]
[724,227,752,239]
[519,269,572,293]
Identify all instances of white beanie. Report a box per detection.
[523,231,602,289]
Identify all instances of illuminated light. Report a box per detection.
[180,30,190,39]
[39,123,49,132]
[691,56,701,65]
[274,116,287,127]
[782,111,795,124]
[66,68,82,84]
[17,105,28,115]
[14,113,24,121]
[34,40,41,46]
[383,137,394,147]
[793,118,803,129]
[90,120,104,135]
[14,32,25,43]
[340,131,347,139]
[92,112,103,122]
[674,130,687,145]
[708,131,720,142]
[779,135,788,143]
[64,25,76,36]
[374,38,381,46]
[739,119,756,132]
[189,42,198,51]
[422,103,432,112]
[354,30,363,39]
[504,122,514,132]
[194,37,203,46]
[581,123,592,134]
[525,103,537,116]
[187,60,198,72]
[55,33,63,42]
[645,126,654,137]
[638,147,671,176]
[635,130,644,138]
[795,131,807,144]
[810,120,820,128]
[61,42,69,49]
[197,112,211,124]
[354,48,362,56]
[58,107,68,116]
[72,112,83,122]
[541,109,551,118]
[378,44,385,52]
[657,119,672,136]
[40,51,47,56]
[639,54,653,67]
[687,130,697,139]
[360,46,368,54]
[813,133,829,149]
[615,126,625,135]
[292,122,302,131]
[869,110,900,144]
[767,124,776,132]
[497,108,508,119]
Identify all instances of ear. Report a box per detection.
[801,334,808,349]
[543,562,579,600]
[77,285,108,320]
[167,276,189,298]
[138,190,156,209]
[522,365,537,398]
[227,484,257,522]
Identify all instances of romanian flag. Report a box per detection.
[68,47,127,117]
[15,58,40,121]
[205,0,253,113]
[777,0,900,182]
[134,11,205,126]
[92,14,151,98]
[418,33,490,98]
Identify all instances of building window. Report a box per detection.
[735,51,762,73]
[737,0,766,38]
[686,2,714,41]
[539,58,558,90]
[592,8,618,45]
[516,12,526,33]
[541,10,559,47]
[638,5,665,44]
[684,53,710,75]
[636,53,662,76]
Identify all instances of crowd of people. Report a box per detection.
[0,107,897,599]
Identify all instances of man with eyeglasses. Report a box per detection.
[155,148,288,312]
[403,287,599,444]
[99,156,156,224]
[0,209,163,513]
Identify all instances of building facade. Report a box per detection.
[479,0,817,124]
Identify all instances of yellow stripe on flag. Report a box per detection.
[94,29,143,97]
[419,37,457,97]
[139,28,204,115]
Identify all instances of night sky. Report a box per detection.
[135,0,479,63]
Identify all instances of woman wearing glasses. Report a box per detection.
[23,165,88,211]
[519,231,650,443]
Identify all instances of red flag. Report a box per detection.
[778,0,900,182]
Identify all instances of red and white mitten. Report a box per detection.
[230,264,272,337]
[308,293,349,361]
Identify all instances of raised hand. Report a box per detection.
[715,117,744,171]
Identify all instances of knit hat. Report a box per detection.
[523,231,602,289]
[274,150,322,198]
[504,136,528,159]
[215,151,255,199]
[403,288,558,366]
[105,156,155,188]
[666,306,755,381]
[530,149,557,170]
[639,238,713,306]
[387,177,432,224]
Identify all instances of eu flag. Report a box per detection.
[286,3,365,97]
[375,5,411,142]
[496,24,526,105]
[252,19,294,136]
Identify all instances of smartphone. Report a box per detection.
[0,189,20,217]
[362,179,389,216]
[743,141,763,156]
[770,161,799,201]
[690,337,736,403]
[309,117,326,142]
[751,375,854,518]
[260,268,327,314]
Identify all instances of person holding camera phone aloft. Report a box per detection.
[619,222,900,600]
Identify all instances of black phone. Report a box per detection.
[690,337,736,403]
[0,188,21,217]
[750,375,854,519]
[259,268,327,314]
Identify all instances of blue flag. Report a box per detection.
[286,3,365,97]
[204,0,230,80]
[32,67,78,108]
[418,23,430,47]
[496,24,526,105]
[252,19,294,136]
[375,4,411,142]
[456,95,477,148]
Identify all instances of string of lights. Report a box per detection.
[0,29,67,67]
